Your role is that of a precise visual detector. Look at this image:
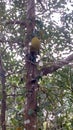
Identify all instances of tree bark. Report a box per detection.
[24,0,38,130]
[0,55,6,130]
[24,63,38,130]
[41,53,73,75]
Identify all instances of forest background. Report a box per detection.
[0,0,73,130]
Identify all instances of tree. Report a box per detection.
[0,0,73,130]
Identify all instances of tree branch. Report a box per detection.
[37,0,46,11]
[6,20,27,27]
[41,53,73,76]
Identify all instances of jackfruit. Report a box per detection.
[31,37,40,51]
[16,127,22,130]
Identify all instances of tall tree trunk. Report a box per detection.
[0,55,6,130]
[24,0,38,130]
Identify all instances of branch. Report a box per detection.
[37,0,46,11]
[6,20,27,27]
[41,53,73,76]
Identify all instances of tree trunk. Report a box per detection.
[24,63,38,130]
[0,55,6,130]
[24,0,38,130]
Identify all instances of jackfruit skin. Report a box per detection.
[30,45,39,55]
[31,37,40,53]
[16,127,22,130]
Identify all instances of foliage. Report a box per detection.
[0,0,73,130]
